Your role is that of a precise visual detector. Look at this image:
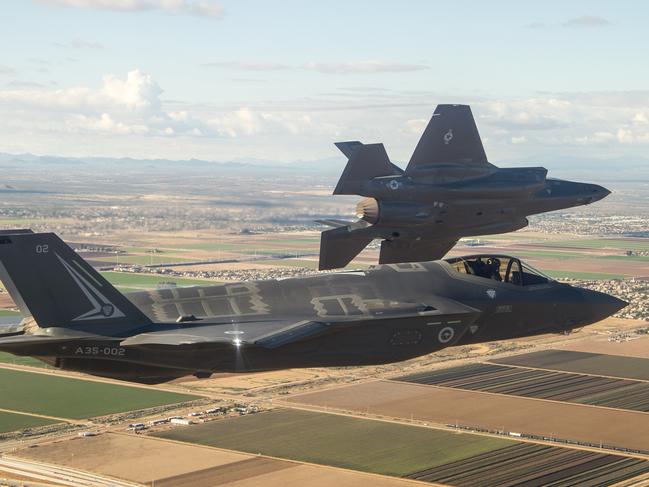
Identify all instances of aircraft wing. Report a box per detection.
[379,238,458,265]
[121,319,329,349]
[121,296,481,350]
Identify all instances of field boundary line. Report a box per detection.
[484,359,649,383]
[278,397,649,461]
[384,379,649,416]
[0,363,210,398]
[142,430,438,486]
[0,408,80,424]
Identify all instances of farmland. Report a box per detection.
[15,433,416,487]
[0,412,57,434]
[285,380,649,451]
[408,442,649,486]
[0,368,199,419]
[397,363,649,412]
[494,350,649,381]
[101,271,215,289]
[0,352,50,368]
[154,408,513,477]
[156,408,649,486]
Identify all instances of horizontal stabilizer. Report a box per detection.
[334,143,401,195]
[406,104,489,174]
[319,226,374,270]
[379,238,457,265]
[0,229,34,235]
[315,219,356,229]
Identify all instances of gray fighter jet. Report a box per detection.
[0,230,625,383]
[319,104,610,270]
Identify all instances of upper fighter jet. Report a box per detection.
[318,104,611,270]
[0,230,625,383]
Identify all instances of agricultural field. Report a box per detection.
[0,368,199,419]
[397,363,649,412]
[494,350,649,381]
[0,352,50,368]
[15,433,416,487]
[560,334,649,359]
[408,442,649,486]
[285,380,649,451]
[0,310,19,317]
[156,408,649,486]
[154,408,513,477]
[0,411,57,434]
[101,271,215,290]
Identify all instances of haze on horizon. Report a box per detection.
[1,0,648,167]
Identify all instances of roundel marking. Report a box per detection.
[443,129,454,144]
[438,326,455,344]
[388,179,401,190]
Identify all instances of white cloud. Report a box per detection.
[101,70,162,110]
[66,113,149,135]
[0,69,162,112]
[0,65,15,75]
[511,136,527,144]
[208,107,335,138]
[36,0,224,18]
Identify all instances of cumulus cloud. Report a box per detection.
[562,16,611,28]
[0,70,340,143]
[36,0,224,18]
[479,99,571,130]
[207,107,337,138]
[204,60,430,74]
[0,69,162,112]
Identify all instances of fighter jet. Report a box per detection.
[318,104,611,270]
[0,230,625,383]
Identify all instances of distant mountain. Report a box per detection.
[0,152,646,182]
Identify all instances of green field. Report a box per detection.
[261,259,320,269]
[155,409,512,477]
[101,271,214,289]
[495,350,649,381]
[0,411,57,434]
[0,352,51,368]
[544,239,649,252]
[543,269,625,280]
[0,310,20,316]
[107,254,192,265]
[0,368,199,419]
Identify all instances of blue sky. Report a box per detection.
[1,1,648,163]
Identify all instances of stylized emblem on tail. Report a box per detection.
[55,253,125,321]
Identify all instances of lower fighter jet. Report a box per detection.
[319,104,611,270]
[0,230,626,383]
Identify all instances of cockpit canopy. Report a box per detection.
[444,255,553,286]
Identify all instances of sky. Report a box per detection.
[1,0,648,164]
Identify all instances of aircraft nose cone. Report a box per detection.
[581,288,627,322]
[585,184,611,203]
